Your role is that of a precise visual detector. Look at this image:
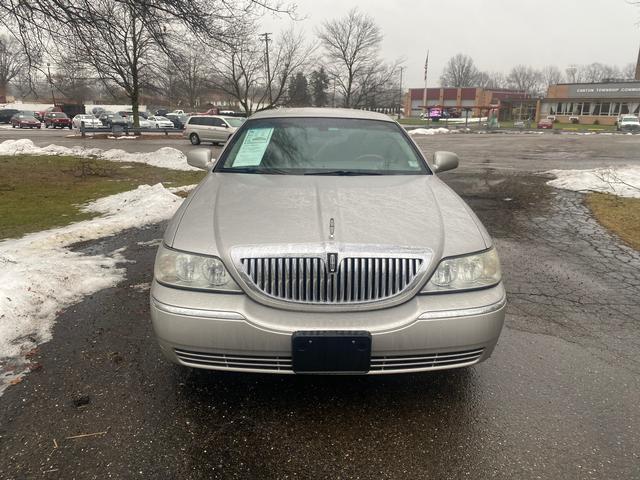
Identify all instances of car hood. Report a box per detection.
[168,173,490,266]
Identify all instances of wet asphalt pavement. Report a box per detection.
[1,133,640,479]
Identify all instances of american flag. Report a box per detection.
[424,50,429,81]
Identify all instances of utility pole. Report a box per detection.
[46,62,57,106]
[397,66,405,120]
[259,32,273,106]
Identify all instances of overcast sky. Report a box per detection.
[262,0,640,87]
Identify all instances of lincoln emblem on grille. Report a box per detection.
[328,252,338,273]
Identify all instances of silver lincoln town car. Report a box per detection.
[150,108,505,374]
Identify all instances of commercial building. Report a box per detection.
[539,81,640,125]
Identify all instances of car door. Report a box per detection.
[199,117,217,141]
[211,117,228,141]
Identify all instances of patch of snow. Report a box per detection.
[0,139,198,171]
[0,184,184,394]
[167,184,198,194]
[546,165,640,198]
[408,128,451,135]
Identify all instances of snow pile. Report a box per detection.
[409,128,451,135]
[0,184,184,393]
[0,139,198,171]
[546,165,640,198]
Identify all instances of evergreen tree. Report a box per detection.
[310,67,330,107]
[287,71,311,107]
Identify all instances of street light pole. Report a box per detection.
[397,66,405,120]
[46,62,57,106]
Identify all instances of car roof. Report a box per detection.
[250,107,395,122]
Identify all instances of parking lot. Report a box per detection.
[1,130,639,479]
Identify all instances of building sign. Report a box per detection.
[569,82,640,98]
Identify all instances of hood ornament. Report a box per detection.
[329,218,335,240]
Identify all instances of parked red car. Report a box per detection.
[10,113,41,129]
[44,112,72,129]
[537,118,554,129]
[36,106,63,122]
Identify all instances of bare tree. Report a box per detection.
[540,65,563,91]
[439,54,479,88]
[317,8,396,108]
[507,65,542,95]
[168,47,211,109]
[476,71,507,89]
[622,62,637,79]
[0,0,295,121]
[0,34,28,101]
[211,27,312,114]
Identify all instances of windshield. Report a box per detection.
[217,118,428,175]
[223,117,246,128]
[50,113,67,118]
[621,116,638,122]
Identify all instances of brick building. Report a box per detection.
[403,87,528,118]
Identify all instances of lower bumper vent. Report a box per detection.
[174,348,293,371]
[370,348,484,371]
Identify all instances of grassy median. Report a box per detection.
[0,155,205,240]
[586,193,640,251]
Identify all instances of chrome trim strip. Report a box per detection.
[152,298,245,320]
[417,296,507,320]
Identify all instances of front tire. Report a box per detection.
[190,133,201,145]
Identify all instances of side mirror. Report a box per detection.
[432,151,459,173]
[187,149,215,170]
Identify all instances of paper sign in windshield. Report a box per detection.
[232,128,274,167]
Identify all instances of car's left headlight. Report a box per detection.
[421,248,501,293]
[154,244,241,292]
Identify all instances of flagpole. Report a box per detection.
[423,50,429,124]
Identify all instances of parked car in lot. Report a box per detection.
[147,115,175,129]
[166,113,189,129]
[36,106,63,122]
[10,113,41,129]
[0,108,20,123]
[99,113,129,128]
[72,114,102,129]
[537,118,554,129]
[151,108,505,375]
[616,115,640,132]
[44,112,72,129]
[184,115,245,145]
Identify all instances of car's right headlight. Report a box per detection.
[154,244,241,292]
[421,248,501,293]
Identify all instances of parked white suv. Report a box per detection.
[184,115,246,145]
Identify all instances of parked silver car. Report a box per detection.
[151,108,505,375]
[184,115,245,145]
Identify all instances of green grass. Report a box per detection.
[586,193,640,251]
[0,155,205,240]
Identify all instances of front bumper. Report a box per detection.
[150,281,506,374]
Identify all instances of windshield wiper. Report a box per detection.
[304,170,384,176]
[222,167,288,174]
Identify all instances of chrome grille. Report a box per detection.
[175,348,293,371]
[240,256,423,304]
[370,348,484,371]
